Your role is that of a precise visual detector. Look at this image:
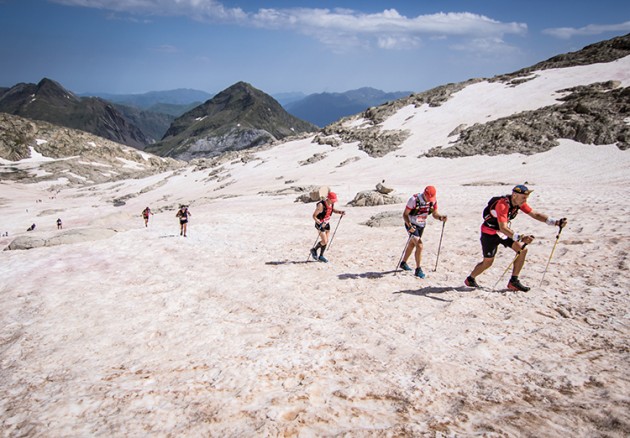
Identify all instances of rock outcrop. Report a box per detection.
[348,190,403,207]
[318,79,482,158]
[4,228,118,251]
[426,82,630,157]
[0,113,183,185]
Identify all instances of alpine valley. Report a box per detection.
[0,33,629,437]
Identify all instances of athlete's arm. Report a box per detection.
[497,220,515,238]
[527,210,567,228]
[495,201,523,240]
[403,208,414,229]
[527,210,548,223]
[312,204,323,222]
[431,210,447,222]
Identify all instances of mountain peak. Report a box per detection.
[147,81,317,160]
[0,77,149,148]
[36,77,76,99]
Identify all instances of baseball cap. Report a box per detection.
[327,192,338,203]
[423,186,437,203]
[512,184,532,195]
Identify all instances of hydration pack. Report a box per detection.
[482,195,519,230]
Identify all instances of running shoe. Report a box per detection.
[400,261,412,271]
[464,276,480,288]
[507,278,531,292]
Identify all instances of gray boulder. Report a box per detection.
[364,211,401,227]
[376,181,394,194]
[348,190,403,207]
[5,228,118,251]
[5,235,47,250]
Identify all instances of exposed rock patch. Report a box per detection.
[0,113,183,185]
[363,211,401,227]
[5,228,118,251]
[319,80,482,158]
[493,33,630,83]
[348,190,403,207]
[299,153,327,166]
[291,186,330,203]
[426,82,630,157]
[336,157,361,167]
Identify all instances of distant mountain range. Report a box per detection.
[81,87,412,127]
[79,88,214,117]
[284,87,412,127]
[0,80,318,158]
[1,33,628,180]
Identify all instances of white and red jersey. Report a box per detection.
[405,194,436,227]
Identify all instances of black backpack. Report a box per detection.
[482,195,519,229]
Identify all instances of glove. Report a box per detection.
[558,218,567,228]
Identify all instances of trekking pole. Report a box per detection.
[433,221,446,272]
[493,243,527,290]
[395,234,413,275]
[540,226,564,287]
[326,215,343,251]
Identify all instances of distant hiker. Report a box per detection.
[310,192,345,263]
[176,206,191,237]
[27,223,36,232]
[464,184,568,292]
[57,218,62,229]
[399,186,447,278]
[141,207,153,227]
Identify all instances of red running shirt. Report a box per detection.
[481,198,532,235]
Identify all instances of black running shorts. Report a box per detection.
[315,222,331,232]
[481,232,514,258]
[405,223,425,238]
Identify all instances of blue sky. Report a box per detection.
[1,0,629,96]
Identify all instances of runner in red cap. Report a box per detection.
[464,184,567,291]
[400,185,447,278]
[310,191,345,263]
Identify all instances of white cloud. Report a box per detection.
[377,35,422,50]
[543,21,630,39]
[50,0,247,22]
[49,1,527,51]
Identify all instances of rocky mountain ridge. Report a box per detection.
[320,33,630,158]
[0,112,183,186]
[145,82,318,161]
[0,78,153,149]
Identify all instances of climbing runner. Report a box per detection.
[310,192,345,263]
[399,185,447,278]
[142,206,153,227]
[176,205,191,237]
[464,184,567,292]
